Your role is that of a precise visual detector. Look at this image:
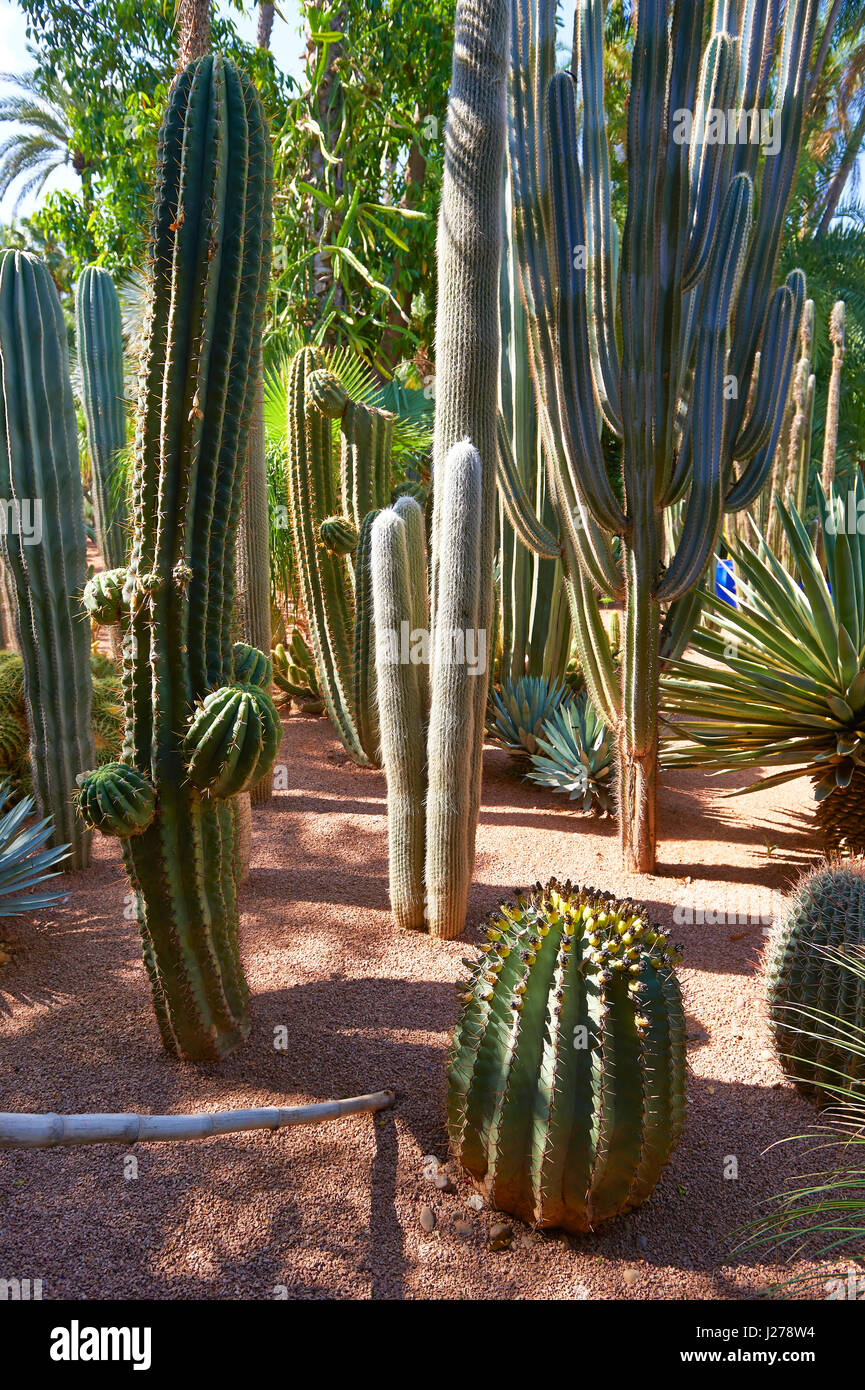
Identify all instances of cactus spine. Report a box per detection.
[0,250,95,869]
[370,0,507,940]
[76,57,277,1060]
[448,880,686,1231]
[285,351,392,765]
[75,265,128,570]
[766,860,865,1098]
[502,0,829,872]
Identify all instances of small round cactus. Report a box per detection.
[448,879,686,1233]
[766,859,865,1098]
[77,763,157,837]
[319,516,358,556]
[83,568,128,627]
[184,684,281,799]
[232,641,272,690]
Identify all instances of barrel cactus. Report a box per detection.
[75,265,128,569]
[448,879,686,1231]
[766,860,865,1098]
[0,249,96,868]
[76,55,276,1060]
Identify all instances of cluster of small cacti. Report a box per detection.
[765,860,865,1098]
[284,349,393,765]
[448,879,686,1231]
[75,55,277,1060]
[272,630,324,713]
[0,250,96,869]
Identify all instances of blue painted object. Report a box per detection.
[715,556,737,607]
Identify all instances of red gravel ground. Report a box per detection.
[0,712,843,1300]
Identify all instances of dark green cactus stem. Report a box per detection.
[236,370,274,805]
[285,349,392,765]
[77,56,275,1060]
[504,0,830,872]
[448,880,686,1231]
[766,860,865,1099]
[75,265,128,569]
[0,249,96,869]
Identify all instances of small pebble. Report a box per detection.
[623,1268,639,1286]
[454,1220,473,1240]
[466,1193,484,1212]
[434,1172,454,1193]
[488,1222,512,1251]
[419,1206,436,1233]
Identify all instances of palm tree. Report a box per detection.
[178,0,211,69]
[257,3,276,50]
[0,71,93,213]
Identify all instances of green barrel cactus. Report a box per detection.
[448,879,686,1232]
[766,860,865,1098]
[0,249,96,869]
[285,348,392,765]
[77,55,276,1060]
[75,265,128,569]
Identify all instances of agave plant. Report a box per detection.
[661,480,865,854]
[528,693,616,815]
[489,674,566,760]
[0,785,69,916]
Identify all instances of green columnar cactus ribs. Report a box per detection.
[821,301,846,496]
[0,250,95,869]
[285,350,393,765]
[766,860,865,1098]
[503,0,831,872]
[76,56,276,1060]
[448,880,686,1231]
[236,372,274,804]
[75,265,128,570]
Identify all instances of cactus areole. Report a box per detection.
[76,56,276,1060]
[502,0,834,871]
[448,880,686,1231]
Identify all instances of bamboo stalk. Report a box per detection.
[0,1089,396,1149]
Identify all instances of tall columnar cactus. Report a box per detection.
[821,301,846,496]
[766,861,865,1099]
[0,249,95,869]
[285,348,393,765]
[498,176,570,684]
[501,0,835,872]
[76,57,278,1060]
[370,0,507,941]
[75,265,128,570]
[448,880,686,1231]
[236,371,274,805]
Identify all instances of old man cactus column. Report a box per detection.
[501,0,834,871]
[76,56,279,1060]
[371,0,507,940]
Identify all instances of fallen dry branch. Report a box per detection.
[0,1089,396,1148]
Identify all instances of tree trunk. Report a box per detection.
[306,4,347,332]
[257,2,275,50]
[618,521,661,874]
[178,0,211,69]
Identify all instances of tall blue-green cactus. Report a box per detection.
[76,56,278,1059]
[0,250,95,869]
[502,0,835,871]
[75,265,128,570]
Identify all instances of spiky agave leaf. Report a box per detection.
[0,784,69,915]
[490,674,567,759]
[528,692,616,814]
[661,480,865,853]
